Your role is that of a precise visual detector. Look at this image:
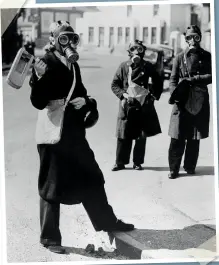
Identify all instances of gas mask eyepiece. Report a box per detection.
[58,32,80,46]
[129,45,144,54]
[185,34,201,43]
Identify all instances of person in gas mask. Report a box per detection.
[29,21,134,254]
[168,25,212,179]
[111,40,163,171]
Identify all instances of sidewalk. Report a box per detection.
[3,53,216,263]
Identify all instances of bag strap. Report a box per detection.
[183,53,191,78]
[64,64,76,108]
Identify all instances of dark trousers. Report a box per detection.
[168,138,200,173]
[40,185,117,246]
[116,137,147,165]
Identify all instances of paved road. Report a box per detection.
[3,52,216,262]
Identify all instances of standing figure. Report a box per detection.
[111,40,163,171]
[24,34,35,56]
[29,21,134,254]
[18,30,23,48]
[168,25,212,179]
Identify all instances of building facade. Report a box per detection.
[76,4,211,53]
[17,7,99,48]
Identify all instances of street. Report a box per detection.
[3,52,216,262]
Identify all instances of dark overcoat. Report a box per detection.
[29,51,105,205]
[111,59,163,139]
[168,47,212,140]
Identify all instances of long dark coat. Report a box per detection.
[168,47,212,140]
[29,51,104,205]
[111,59,163,139]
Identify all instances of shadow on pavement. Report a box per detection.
[126,224,216,251]
[140,166,214,176]
[107,224,216,259]
[63,246,127,260]
[62,224,216,260]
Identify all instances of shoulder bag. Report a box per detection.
[35,65,76,144]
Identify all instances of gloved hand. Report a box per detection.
[183,76,198,85]
[34,58,47,77]
[70,97,86,110]
[122,93,135,104]
[121,98,127,109]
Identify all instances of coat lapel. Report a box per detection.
[50,51,74,87]
[124,60,132,80]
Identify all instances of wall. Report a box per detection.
[170,4,191,34]
[76,9,139,48]
[76,5,172,48]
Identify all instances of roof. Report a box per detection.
[39,7,99,13]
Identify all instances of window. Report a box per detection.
[134,27,137,40]
[191,13,200,27]
[142,27,148,44]
[117,27,123,44]
[88,27,94,43]
[55,12,67,22]
[160,25,166,44]
[98,27,104,47]
[109,27,114,47]
[153,4,159,16]
[79,33,83,46]
[151,27,157,44]
[125,27,130,44]
[127,5,132,17]
[171,39,176,49]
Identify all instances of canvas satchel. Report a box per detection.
[183,53,206,116]
[35,65,76,144]
[127,66,149,106]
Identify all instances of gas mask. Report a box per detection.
[57,32,80,63]
[128,42,146,65]
[185,34,201,49]
[184,25,202,50]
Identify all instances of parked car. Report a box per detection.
[158,44,174,80]
[143,44,165,90]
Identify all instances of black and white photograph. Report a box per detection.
[0,0,218,263]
